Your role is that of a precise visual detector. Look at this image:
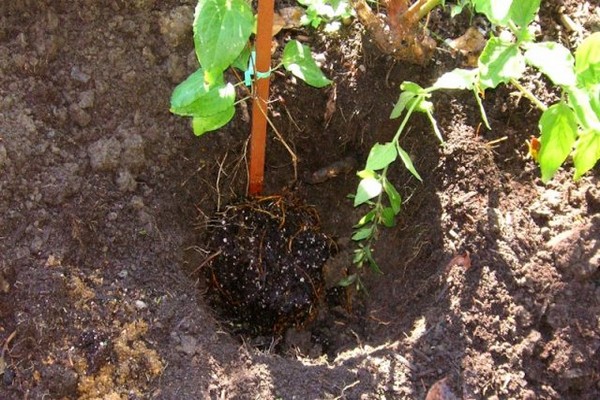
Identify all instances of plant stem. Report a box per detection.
[510,78,547,112]
[403,0,443,24]
[507,20,522,39]
[234,96,252,105]
[248,0,275,196]
[392,96,420,143]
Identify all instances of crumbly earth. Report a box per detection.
[0,0,598,399]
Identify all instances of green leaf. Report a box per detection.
[450,3,465,18]
[311,16,322,28]
[172,80,235,117]
[415,98,433,114]
[591,86,600,121]
[364,247,382,274]
[425,109,444,143]
[390,91,417,119]
[191,106,235,136]
[400,81,424,94]
[567,86,600,132]
[432,68,478,90]
[331,0,354,19]
[514,26,535,44]
[573,129,600,180]
[380,207,396,228]
[198,83,236,116]
[282,40,332,88]
[525,42,576,87]
[575,32,600,88]
[396,144,422,181]
[171,69,214,114]
[231,44,252,71]
[193,0,254,72]
[338,274,357,287]
[203,68,222,86]
[354,176,382,206]
[355,210,376,227]
[509,0,541,28]
[478,37,525,89]
[352,226,374,241]
[538,102,578,182]
[383,179,401,214]
[365,142,397,171]
[353,247,366,264]
[472,0,512,25]
[357,169,378,179]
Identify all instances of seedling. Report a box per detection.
[170,0,331,195]
[170,0,336,334]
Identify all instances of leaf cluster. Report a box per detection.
[296,0,354,32]
[348,0,600,289]
[449,0,600,181]
[170,0,332,136]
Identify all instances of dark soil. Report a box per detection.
[204,195,331,336]
[0,0,599,399]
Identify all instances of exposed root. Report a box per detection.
[351,0,437,65]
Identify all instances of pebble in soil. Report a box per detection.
[204,195,333,336]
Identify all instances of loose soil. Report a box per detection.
[0,1,599,399]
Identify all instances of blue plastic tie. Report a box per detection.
[245,51,271,86]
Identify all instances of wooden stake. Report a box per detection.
[248,0,275,196]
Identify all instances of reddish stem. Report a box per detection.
[248,0,275,196]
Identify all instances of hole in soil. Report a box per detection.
[538,314,554,341]
[202,195,335,338]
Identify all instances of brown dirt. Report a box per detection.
[0,0,599,399]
